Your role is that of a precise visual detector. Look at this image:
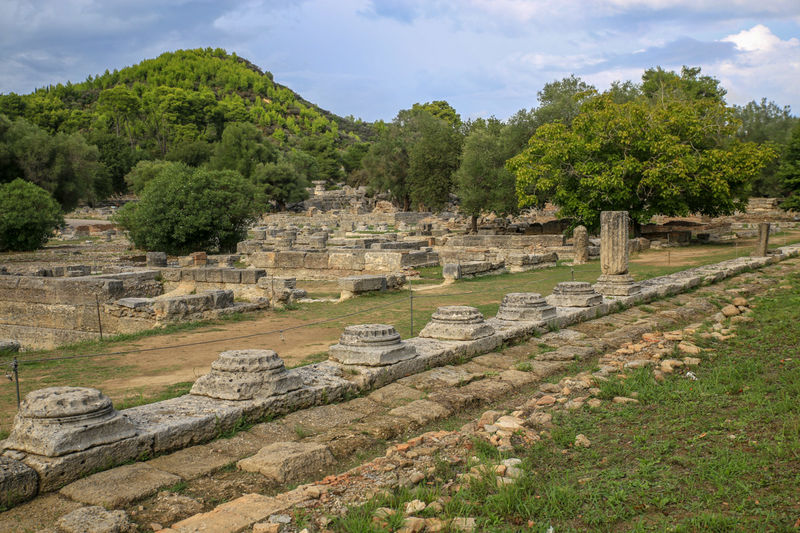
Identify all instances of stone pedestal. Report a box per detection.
[329,324,416,366]
[190,350,302,401]
[754,222,770,257]
[595,211,639,296]
[546,282,602,307]
[5,387,136,457]
[496,293,556,321]
[419,306,495,341]
[573,225,588,264]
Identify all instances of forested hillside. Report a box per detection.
[0,48,372,207]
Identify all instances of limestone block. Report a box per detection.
[206,268,224,283]
[419,306,495,341]
[303,252,329,269]
[328,252,365,270]
[600,211,630,276]
[329,324,417,366]
[546,282,603,308]
[573,225,589,264]
[237,441,335,483]
[0,339,20,353]
[275,251,306,269]
[190,350,302,401]
[160,268,181,282]
[0,457,38,507]
[221,269,242,284]
[56,506,136,533]
[5,387,136,457]
[496,293,556,321]
[60,463,180,508]
[338,275,387,295]
[442,263,462,280]
[207,290,234,309]
[192,268,207,282]
[241,269,266,285]
[145,252,167,267]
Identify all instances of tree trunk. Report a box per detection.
[471,214,478,234]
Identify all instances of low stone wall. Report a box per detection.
[2,244,796,506]
[247,250,438,279]
[338,274,407,299]
[443,234,566,249]
[0,272,163,350]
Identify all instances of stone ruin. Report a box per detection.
[328,324,417,366]
[418,306,495,341]
[593,211,641,297]
[190,350,303,401]
[1,239,799,507]
[496,293,556,322]
[546,282,603,308]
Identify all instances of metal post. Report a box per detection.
[409,278,414,337]
[571,268,574,281]
[95,295,104,341]
[12,357,20,408]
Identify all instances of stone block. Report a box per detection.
[329,324,417,366]
[594,274,641,297]
[221,269,242,284]
[303,252,329,269]
[160,268,181,282]
[338,275,386,295]
[328,252,364,270]
[0,339,20,353]
[206,268,224,283]
[146,252,167,267]
[419,306,495,341]
[192,268,207,282]
[237,442,335,483]
[0,457,38,507]
[147,445,237,480]
[5,387,136,457]
[275,251,306,269]
[190,252,207,266]
[60,463,180,508]
[387,399,451,425]
[241,269,266,285]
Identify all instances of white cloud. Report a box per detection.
[722,23,797,52]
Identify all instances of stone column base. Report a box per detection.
[594,274,641,296]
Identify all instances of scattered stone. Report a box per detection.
[683,357,701,366]
[587,398,603,408]
[60,463,180,508]
[536,395,556,406]
[405,499,426,515]
[574,434,591,448]
[678,341,702,355]
[56,506,136,533]
[732,297,748,307]
[253,523,281,533]
[612,396,639,405]
[721,305,740,317]
[237,442,335,483]
[451,517,477,532]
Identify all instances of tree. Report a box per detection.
[733,99,798,196]
[407,109,462,211]
[455,118,518,232]
[507,92,776,232]
[779,122,800,211]
[0,179,63,251]
[85,130,139,193]
[165,139,213,167]
[641,66,726,103]
[208,122,277,179]
[115,166,262,254]
[252,155,309,211]
[535,75,596,127]
[124,160,188,194]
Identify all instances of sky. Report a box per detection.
[1,0,798,121]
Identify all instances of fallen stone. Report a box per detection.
[388,399,452,425]
[405,499,426,515]
[451,517,477,532]
[678,341,702,355]
[0,456,38,507]
[683,357,701,366]
[574,434,591,448]
[721,304,740,317]
[732,297,748,307]
[612,396,639,405]
[237,442,335,483]
[56,506,136,533]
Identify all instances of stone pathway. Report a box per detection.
[3,258,796,532]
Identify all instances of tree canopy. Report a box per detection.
[508,85,776,231]
[0,179,64,251]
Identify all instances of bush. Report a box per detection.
[115,166,263,255]
[0,178,63,251]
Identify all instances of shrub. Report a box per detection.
[115,166,263,255]
[0,179,63,251]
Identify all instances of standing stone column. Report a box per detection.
[594,211,640,296]
[754,222,770,257]
[573,225,589,265]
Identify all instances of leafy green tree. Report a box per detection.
[508,93,776,232]
[407,109,462,211]
[166,139,213,167]
[115,166,262,254]
[209,122,277,179]
[779,122,800,211]
[0,179,63,251]
[733,99,798,196]
[362,121,411,209]
[641,66,726,103]
[97,85,140,143]
[124,160,188,194]
[253,155,309,211]
[535,75,596,127]
[412,101,462,128]
[85,130,139,193]
[455,118,518,232]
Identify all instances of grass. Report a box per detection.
[329,272,800,532]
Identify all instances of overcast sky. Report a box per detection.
[1,0,798,121]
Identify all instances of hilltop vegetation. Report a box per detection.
[0,48,371,209]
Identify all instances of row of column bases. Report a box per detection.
[580,212,772,298]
